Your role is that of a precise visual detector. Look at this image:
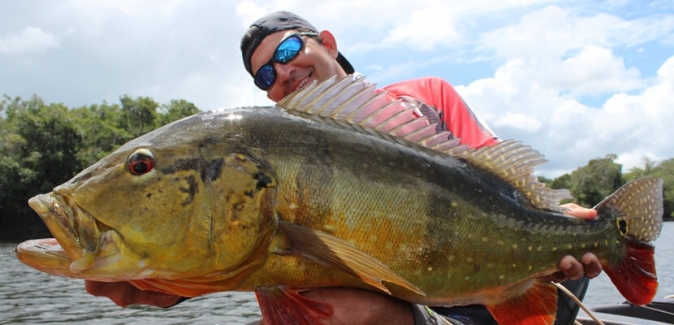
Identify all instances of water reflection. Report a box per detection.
[2,223,672,324]
[1,247,260,324]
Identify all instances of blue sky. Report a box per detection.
[1,0,673,178]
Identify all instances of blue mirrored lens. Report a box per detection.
[254,64,275,90]
[253,34,307,90]
[274,36,302,63]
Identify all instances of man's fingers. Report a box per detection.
[580,253,602,279]
[557,255,585,281]
[560,203,597,220]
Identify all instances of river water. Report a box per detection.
[2,223,673,324]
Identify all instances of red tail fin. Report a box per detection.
[602,239,658,306]
[593,177,662,306]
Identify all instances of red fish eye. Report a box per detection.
[127,150,155,175]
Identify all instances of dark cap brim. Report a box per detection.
[241,11,354,76]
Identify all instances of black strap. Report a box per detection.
[411,304,463,325]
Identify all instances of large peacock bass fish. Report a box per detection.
[17,76,663,325]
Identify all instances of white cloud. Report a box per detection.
[381,4,461,50]
[479,5,674,60]
[462,54,674,177]
[452,4,674,177]
[0,27,58,54]
[493,112,544,132]
[1,0,673,180]
[70,0,183,17]
[553,45,642,95]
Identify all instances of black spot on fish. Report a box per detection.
[179,175,198,206]
[618,219,628,235]
[200,137,220,146]
[160,157,224,183]
[161,159,199,176]
[175,158,202,171]
[254,172,273,190]
[201,158,224,182]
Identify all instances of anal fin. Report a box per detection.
[486,279,558,325]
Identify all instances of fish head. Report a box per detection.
[18,111,278,284]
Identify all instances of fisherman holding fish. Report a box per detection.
[81,11,608,325]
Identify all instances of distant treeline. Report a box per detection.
[0,94,200,241]
[538,154,674,222]
[1,95,672,241]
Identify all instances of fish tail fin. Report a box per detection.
[594,177,663,306]
[255,287,333,325]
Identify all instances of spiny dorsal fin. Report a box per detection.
[453,140,572,211]
[277,76,572,211]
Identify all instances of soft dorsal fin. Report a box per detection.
[277,76,572,211]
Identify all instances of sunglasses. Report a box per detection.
[254,32,318,91]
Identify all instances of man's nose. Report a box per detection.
[274,63,293,84]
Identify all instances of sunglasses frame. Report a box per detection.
[254,32,319,91]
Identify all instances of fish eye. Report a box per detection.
[127,149,155,175]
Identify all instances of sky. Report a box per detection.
[1,0,673,178]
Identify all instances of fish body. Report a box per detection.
[17,77,663,325]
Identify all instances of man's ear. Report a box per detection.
[317,30,339,59]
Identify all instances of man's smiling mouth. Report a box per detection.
[296,73,312,91]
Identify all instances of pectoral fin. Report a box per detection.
[485,279,558,325]
[278,221,425,296]
[255,286,332,325]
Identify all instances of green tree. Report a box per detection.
[567,154,623,207]
[0,95,82,239]
[622,157,657,183]
[1,94,203,241]
[72,102,134,166]
[120,95,159,137]
[652,159,674,219]
[158,99,200,126]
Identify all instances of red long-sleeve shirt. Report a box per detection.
[380,77,498,149]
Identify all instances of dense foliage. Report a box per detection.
[1,94,671,241]
[540,154,674,220]
[0,95,200,241]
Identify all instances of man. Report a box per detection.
[87,11,602,325]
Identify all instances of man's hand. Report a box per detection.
[544,203,602,282]
[85,280,183,308]
[560,203,597,220]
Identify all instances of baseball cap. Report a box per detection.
[240,11,354,77]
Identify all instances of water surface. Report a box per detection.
[2,223,672,324]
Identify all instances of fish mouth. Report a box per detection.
[17,193,109,277]
[16,238,76,276]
